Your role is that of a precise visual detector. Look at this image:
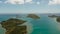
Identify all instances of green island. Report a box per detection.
[48,15,58,18]
[27,14,40,19]
[0,18,27,34]
[56,17,60,22]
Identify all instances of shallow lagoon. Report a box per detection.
[0,14,60,34]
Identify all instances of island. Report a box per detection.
[48,15,58,18]
[56,17,60,22]
[27,14,40,19]
[0,18,27,34]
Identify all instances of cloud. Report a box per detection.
[25,0,32,3]
[4,0,32,4]
[4,0,24,4]
[36,2,40,5]
[48,0,60,5]
[0,0,40,5]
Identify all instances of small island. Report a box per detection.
[27,14,40,19]
[0,18,27,34]
[48,15,60,18]
[48,15,58,18]
[56,17,60,22]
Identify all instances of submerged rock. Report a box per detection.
[0,18,27,34]
[27,14,40,19]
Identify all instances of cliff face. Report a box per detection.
[0,18,27,34]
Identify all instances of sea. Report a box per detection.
[0,14,60,34]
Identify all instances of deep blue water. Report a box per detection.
[0,14,60,34]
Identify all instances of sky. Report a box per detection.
[0,0,60,14]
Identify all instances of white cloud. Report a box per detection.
[48,0,60,5]
[4,0,24,4]
[4,0,33,4]
[0,0,40,5]
[36,2,40,5]
[25,0,32,3]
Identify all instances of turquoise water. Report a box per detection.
[0,14,60,34]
